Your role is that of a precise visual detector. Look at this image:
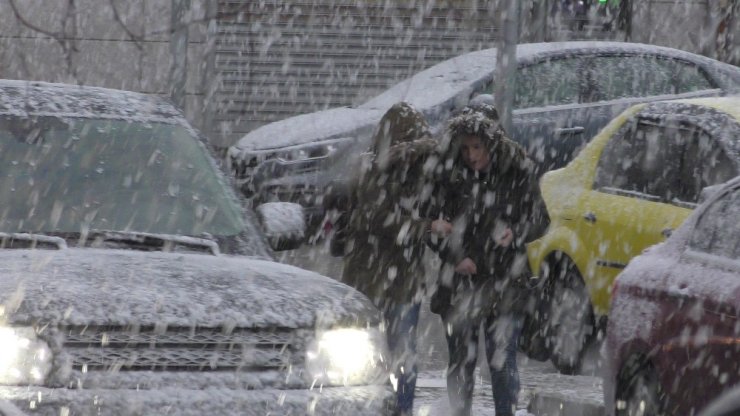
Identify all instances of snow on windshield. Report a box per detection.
[0,115,246,237]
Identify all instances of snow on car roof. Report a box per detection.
[0,79,185,123]
[640,97,740,165]
[359,41,735,111]
[671,95,740,120]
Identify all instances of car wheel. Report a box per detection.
[543,257,594,374]
[616,360,664,416]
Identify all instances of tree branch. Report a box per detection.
[7,0,63,40]
[147,1,252,37]
[109,0,144,50]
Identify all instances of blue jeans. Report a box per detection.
[385,302,421,415]
[444,313,522,416]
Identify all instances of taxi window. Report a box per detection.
[676,128,736,204]
[594,119,684,202]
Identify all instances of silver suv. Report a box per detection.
[0,80,391,415]
[228,41,740,228]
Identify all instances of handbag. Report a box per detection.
[429,284,452,315]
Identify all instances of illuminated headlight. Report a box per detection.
[306,327,388,386]
[0,327,52,385]
[276,140,350,162]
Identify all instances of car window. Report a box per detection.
[676,127,736,204]
[688,187,740,259]
[594,118,684,201]
[511,58,582,109]
[672,61,715,93]
[586,55,714,102]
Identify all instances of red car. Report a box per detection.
[604,176,740,416]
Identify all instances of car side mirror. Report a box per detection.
[255,202,306,251]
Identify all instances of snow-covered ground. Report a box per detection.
[277,242,605,415]
[414,360,602,415]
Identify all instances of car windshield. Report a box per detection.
[0,115,247,239]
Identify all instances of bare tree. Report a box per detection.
[8,0,80,81]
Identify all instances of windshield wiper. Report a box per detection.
[7,230,220,255]
[87,230,221,256]
[94,231,221,256]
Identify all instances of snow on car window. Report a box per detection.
[689,187,740,259]
[0,115,246,237]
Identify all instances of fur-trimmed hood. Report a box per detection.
[370,102,434,170]
[443,103,530,175]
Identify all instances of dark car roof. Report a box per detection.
[0,79,184,123]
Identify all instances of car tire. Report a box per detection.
[616,359,665,416]
[542,256,594,375]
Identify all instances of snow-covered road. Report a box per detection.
[277,243,604,415]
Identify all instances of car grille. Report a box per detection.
[61,326,302,372]
[283,158,323,175]
[230,155,260,180]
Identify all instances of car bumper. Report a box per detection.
[0,385,393,416]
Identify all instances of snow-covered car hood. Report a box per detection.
[231,107,384,154]
[0,248,379,329]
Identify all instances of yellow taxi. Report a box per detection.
[526,96,740,374]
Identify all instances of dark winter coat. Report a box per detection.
[342,138,438,310]
[431,108,543,319]
[338,102,439,311]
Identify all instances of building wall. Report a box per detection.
[212,0,508,147]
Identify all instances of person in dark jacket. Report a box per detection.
[339,102,448,415]
[430,103,540,416]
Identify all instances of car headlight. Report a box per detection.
[306,327,388,387]
[0,327,52,385]
[276,139,352,162]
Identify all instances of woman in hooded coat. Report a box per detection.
[340,101,446,415]
[430,103,542,416]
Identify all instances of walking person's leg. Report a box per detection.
[386,302,422,416]
[444,311,479,416]
[485,314,522,416]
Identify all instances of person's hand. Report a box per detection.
[495,227,514,247]
[431,219,453,237]
[455,257,477,275]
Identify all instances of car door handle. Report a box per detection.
[555,126,585,135]
[583,212,597,223]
